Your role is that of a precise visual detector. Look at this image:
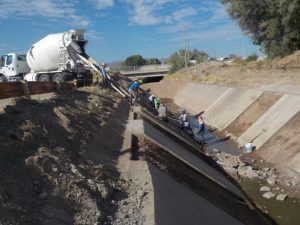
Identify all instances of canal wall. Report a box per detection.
[143,80,300,177]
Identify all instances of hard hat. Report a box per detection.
[138,79,143,84]
[102,62,107,66]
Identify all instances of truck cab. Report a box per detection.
[0,53,30,82]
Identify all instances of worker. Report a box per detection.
[158,103,168,122]
[178,109,189,130]
[128,80,142,105]
[148,94,160,110]
[99,62,108,88]
[148,94,155,107]
[192,115,205,145]
[154,97,160,110]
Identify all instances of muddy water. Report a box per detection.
[240,179,300,225]
[163,100,300,225]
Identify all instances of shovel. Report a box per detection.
[250,128,267,143]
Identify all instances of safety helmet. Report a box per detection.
[102,62,107,66]
[138,79,143,84]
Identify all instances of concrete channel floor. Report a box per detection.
[124,140,244,225]
[148,164,243,225]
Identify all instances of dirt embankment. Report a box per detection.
[165,51,300,88]
[0,86,147,225]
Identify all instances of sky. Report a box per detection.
[0,0,262,63]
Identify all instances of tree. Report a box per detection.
[221,0,300,58]
[148,58,161,65]
[166,49,209,72]
[228,53,240,59]
[190,49,209,63]
[124,55,146,67]
[245,53,258,62]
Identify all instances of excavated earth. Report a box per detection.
[0,86,148,225]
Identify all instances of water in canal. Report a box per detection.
[240,178,300,225]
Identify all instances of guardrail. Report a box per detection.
[110,64,171,72]
[0,81,76,100]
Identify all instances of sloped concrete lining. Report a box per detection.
[143,122,244,198]
[174,83,231,114]
[225,92,282,138]
[203,88,263,130]
[259,84,300,95]
[238,94,300,149]
[288,152,300,174]
[144,80,300,175]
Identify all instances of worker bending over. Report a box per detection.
[192,115,205,146]
[158,103,168,122]
[128,80,142,105]
[178,109,190,130]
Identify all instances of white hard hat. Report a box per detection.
[102,62,107,66]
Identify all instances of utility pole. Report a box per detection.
[187,32,189,65]
[184,32,187,68]
[184,32,189,68]
[242,35,245,59]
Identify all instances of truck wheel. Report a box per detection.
[0,75,8,82]
[39,74,50,82]
[53,73,65,83]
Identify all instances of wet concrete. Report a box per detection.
[204,129,239,156]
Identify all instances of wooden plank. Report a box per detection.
[28,82,56,95]
[0,81,76,100]
[0,82,23,99]
[0,82,23,92]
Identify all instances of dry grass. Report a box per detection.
[165,51,300,88]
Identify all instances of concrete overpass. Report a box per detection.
[111,64,171,78]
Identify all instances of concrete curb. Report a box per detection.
[117,106,155,225]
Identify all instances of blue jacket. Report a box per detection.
[128,81,139,91]
[190,117,205,133]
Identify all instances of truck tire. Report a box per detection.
[38,74,50,82]
[53,73,65,83]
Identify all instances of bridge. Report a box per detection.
[110,64,171,78]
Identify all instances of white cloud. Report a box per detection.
[159,21,194,33]
[89,0,114,9]
[0,0,91,27]
[125,0,179,26]
[85,30,105,43]
[189,23,242,42]
[198,1,229,23]
[172,7,197,21]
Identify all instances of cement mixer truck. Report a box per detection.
[0,29,93,84]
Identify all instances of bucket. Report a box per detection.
[244,142,253,153]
